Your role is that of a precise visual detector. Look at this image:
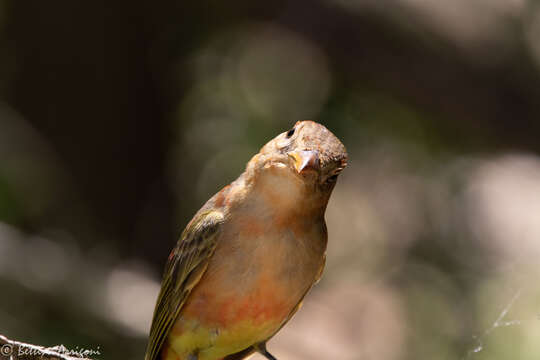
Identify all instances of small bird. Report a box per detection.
[145,120,348,360]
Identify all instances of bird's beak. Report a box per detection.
[288,150,320,174]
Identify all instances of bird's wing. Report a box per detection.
[145,210,224,360]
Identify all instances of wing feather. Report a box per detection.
[144,210,224,360]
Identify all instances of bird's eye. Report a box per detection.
[326,174,338,183]
[286,128,295,138]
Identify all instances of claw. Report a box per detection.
[256,343,277,360]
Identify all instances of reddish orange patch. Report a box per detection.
[180,273,291,329]
[236,216,265,238]
[214,185,230,208]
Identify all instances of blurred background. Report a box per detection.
[1,0,540,359]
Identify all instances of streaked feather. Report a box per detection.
[145,210,224,360]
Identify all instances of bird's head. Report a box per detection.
[245,121,348,206]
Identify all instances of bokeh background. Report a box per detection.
[1,1,540,359]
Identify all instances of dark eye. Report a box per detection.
[286,128,295,138]
[327,174,338,183]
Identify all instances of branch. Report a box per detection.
[0,335,97,360]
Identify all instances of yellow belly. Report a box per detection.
[164,317,280,360]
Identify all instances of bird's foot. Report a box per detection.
[255,343,277,360]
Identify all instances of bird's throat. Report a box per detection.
[247,164,323,217]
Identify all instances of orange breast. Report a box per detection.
[178,271,293,330]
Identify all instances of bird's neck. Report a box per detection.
[236,167,327,221]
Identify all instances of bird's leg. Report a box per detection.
[255,343,277,360]
[187,353,198,360]
[260,351,277,360]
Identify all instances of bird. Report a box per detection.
[145,120,348,360]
